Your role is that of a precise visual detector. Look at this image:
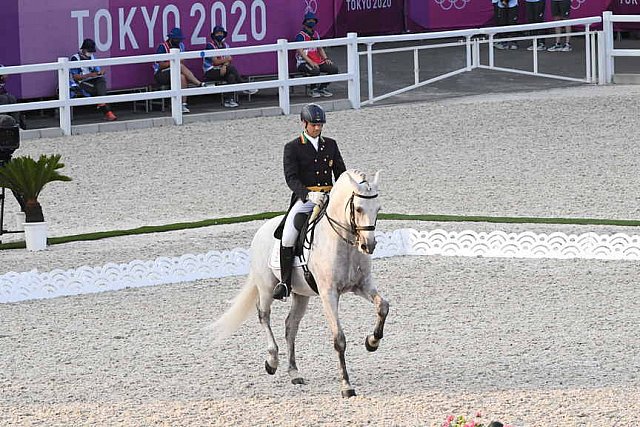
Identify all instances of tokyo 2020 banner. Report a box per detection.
[0,0,619,99]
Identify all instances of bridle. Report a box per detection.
[325,191,379,247]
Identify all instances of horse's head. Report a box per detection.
[327,169,381,255]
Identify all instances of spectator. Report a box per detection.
[547,0,572,51]
[154,28,205,113]
[203,26,258,108]
[70,39,117,121]
[526,0,546,51]
[0,65,27,130]
[494,0,519,50]
[295,12,339,98]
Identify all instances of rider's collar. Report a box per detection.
[300,132,323,146]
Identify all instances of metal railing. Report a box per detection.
[1,14,633,136]
[0,33,361,136]
[601,11,640,83]
[359,16,602,105]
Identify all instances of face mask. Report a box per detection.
[305,20,317,28]
[214,35,225,42]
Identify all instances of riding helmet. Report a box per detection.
[300,103,326,124]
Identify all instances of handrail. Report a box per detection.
[0,14,627,138]
[0,33,362,136]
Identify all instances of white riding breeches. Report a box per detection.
[282,199,315,247]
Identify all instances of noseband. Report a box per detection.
[325,191,379,247]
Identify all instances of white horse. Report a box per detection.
[209,170,389,397]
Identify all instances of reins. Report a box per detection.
[325,191,379,247]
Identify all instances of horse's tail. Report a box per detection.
[204,276,258,344]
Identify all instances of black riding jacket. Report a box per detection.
[283,134,346,202]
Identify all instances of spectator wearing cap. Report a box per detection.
[0,65,27,130]
[69,39,117,121]
[154,27,204,113]
[294,12,339,98]
[202,25,258,108]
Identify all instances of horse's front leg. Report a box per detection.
[319,290,356,398]
[356,281,390,352]
[285,293,310,384]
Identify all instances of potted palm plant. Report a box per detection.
[0,154,72,250]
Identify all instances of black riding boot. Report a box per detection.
[273,245,294,300]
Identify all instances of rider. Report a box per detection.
[273,103,347,301]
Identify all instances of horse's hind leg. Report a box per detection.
[257,281,279,375]
[285,293,310,385]
[319,290,356,398]
[356,284,390,352]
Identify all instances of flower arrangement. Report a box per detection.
[440,412,511,427]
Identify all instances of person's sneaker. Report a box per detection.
[526,44,536,51]
[560,42,572,52]
[309,88,321,98]
[104,111,117,121]
[242,89,259,95]
[547,43,563,52]
[536,43,546,51]
[181,104,190,113]
[509,42,518,50]
[223,99,238,108]
[319,88,333,97]
[494,42,508,50]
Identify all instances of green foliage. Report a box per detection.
[0,154,72,200]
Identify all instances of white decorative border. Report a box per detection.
[2,228,639,303]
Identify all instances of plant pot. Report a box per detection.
[15,212,26,231]
[23,221,47,251]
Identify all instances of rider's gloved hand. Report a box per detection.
[307,191,326,207]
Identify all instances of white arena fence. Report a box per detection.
[601,11,640,83]
[0,13,636,136]
[2,228,640,303]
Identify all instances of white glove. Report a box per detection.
[307,191,326,206]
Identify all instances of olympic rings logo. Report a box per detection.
[434,0,471,11]
[304,0,318,13]
[571,0,586,10]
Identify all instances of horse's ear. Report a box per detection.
[345,171,361,190]
[372,170,381,188]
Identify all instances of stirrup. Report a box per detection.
[273,282,290,301]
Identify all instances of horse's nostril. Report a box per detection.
[361,244,366,251]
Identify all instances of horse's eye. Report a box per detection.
[355,207,363,214]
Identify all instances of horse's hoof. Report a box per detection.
[265,361,277,375]
[365,335,379,352]
[291,377,306,385]
[341,389,357,398]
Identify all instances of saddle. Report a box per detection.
[269,209,323,294]
[269,211,313,269]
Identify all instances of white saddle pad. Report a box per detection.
[268,241,310,270]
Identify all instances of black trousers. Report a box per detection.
[297,62,339,90]
[79,77,111,112]
[526,2,546,38]
[496,6,519,40]
[204,64,246,84]
[0,93,26,129]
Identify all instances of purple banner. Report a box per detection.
[0,0,625,99]
[407,0,612,32]
[334,0,405,36]
[1,0,323,99]
[407,0,493,32]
